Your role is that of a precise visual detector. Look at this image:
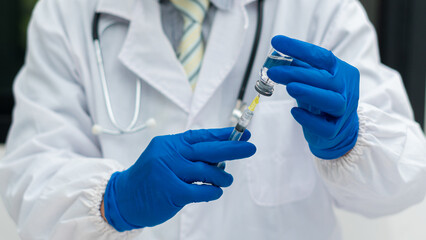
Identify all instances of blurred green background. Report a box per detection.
[0,0,425,143]
[19,0,38,46]
[0,0,38,143]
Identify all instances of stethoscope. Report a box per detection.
[91,0,265,135]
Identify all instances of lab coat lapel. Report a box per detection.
[188,1,251,123]
[118,0,192,113]
[96,0,135,20]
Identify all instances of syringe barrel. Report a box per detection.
[229,110,254,141]
[238,110,254,129]
[229,128,244,141]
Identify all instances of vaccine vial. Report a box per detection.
[255,49,293,96]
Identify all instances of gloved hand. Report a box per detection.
[267,35,360,160]
[103,128,256,232]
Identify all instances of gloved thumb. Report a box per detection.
[176,184,223,206]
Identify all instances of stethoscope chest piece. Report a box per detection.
[230,100,248,126]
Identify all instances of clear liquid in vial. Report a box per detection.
[255,50,293,97]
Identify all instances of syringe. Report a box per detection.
[228,48,292,142]
[229,94,260,141]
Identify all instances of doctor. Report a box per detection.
[1,0,426,239]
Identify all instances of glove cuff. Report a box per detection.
[104,172,142,232]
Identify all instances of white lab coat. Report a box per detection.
[1,0,426,239]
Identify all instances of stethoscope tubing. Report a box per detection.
[238,0,265,102]
[92,13,147,135]
[91,0,265,134]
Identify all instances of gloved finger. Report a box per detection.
[297,101,322,115]
[291,107,340,139]
[304,117,358,150]
[271,35,336,74]
[287,82,346,117]
[238,130,251,141]
[290,58,313,69]
[267,65,339,92]
[182,141,257,164]
[176,161,234,187]
[183,128,251,144]
[176,184,223,206]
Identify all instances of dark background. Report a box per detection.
[360,0,426,131]
[0,0,36,143]
[0,0,425,143]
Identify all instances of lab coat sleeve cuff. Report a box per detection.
[313,103,426,217]
[88,168,143,237]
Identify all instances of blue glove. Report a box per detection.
[103,128,256,232]
[267,35,360,160]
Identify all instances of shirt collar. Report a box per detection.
[159,0,234,10]
[96,0,241,21]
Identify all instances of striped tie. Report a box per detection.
[171,0,210,90]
